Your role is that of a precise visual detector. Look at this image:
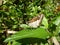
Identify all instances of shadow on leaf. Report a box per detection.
[17,37,48,45]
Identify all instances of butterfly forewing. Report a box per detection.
[28,14,44,28]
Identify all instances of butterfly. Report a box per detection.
[27,14,44,28]
[2,14,44,35]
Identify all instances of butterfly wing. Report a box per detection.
[28,14,44,28]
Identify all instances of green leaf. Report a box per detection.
[7,41,11,45]
[12,40,21,45]
[4,28,50,42]
[42,17,48,29]
[20,24,30,29]
[53,24,60,35]
[53,16,60,26]
[12,25,17,29]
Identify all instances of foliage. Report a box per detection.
[4,28,50,42]
[0,0,60,45]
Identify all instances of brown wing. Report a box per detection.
[28,14,44,23]
[28,14,44,28]
[28,16,40,23]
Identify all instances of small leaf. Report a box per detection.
[42,17,48,29]
[12,25,17,29]
[20,24,30,28]
[12,40,21,45]
[54,24,60,35]
[4,28,50,42]
[53,16,60,26]
[7,41,11,45]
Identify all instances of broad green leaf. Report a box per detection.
[42,17,48,29]
[4,28,50,42]
[53,16,60,26]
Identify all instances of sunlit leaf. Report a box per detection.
[4,28,50,42]
[12,25,17,29]
[20,24,30,28]
[53,16,60,26]
[12,40,21,45]
[7,41,11,45]
[42,17,48,29]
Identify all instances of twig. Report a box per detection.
[52,36,59,45]
[2,30,17,34]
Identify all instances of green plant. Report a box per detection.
[0,0,60,45]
